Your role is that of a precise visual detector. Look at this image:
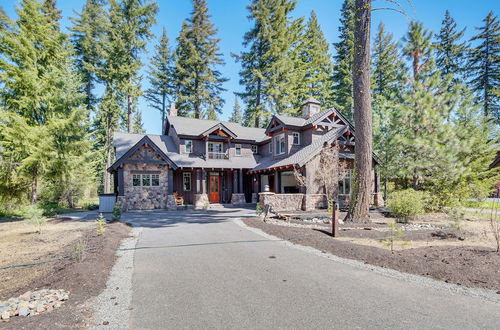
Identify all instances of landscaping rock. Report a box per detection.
[18,307,30,317]
[0,289,69,322]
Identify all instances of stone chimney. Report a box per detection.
[169,103,177,116]
[301,97,321,119]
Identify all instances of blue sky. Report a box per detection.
[1,0,498,134]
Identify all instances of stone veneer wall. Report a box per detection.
[302,194,327,211]
[231,193,246,205]
[117,163,169,211]
[259,193,304,212]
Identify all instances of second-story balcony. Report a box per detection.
[207,151,229,160]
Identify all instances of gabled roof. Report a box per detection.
[264,108,347,135]
[110,132,261,171]
[109,135,177,171]
[250,126,349,173]
[200,122,237,138]
[165,116,269,142]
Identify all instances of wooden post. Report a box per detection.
[238,169,243,193]
[168,168,174,194]
[332,200,339,237]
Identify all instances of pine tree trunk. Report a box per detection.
[345,0,372,223]
[161,93,166,134]
[30,178,37,205]
[127,94,132,133]
[103,131,112,193]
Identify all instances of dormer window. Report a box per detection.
[275,134,285,155]
[292,132,300,145]
[185,140,193,153]
[252,145,258,154]
[235,144,242,156]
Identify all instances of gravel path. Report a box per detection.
[88,226,142,329]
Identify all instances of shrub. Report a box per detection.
[96,213,106,235]
[386,189,426,223]
[22,205,47,233]
[112,204,121,221]
[255,203,263,216]
[380,222,409,252]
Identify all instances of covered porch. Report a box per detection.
[169,167,256,207]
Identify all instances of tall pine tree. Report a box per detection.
[332,0,355,119]
[293,11,333,110]
[70,0,107,113]
[228,96,243,124]
[233,0,299,127]
[468,11,499,120]
[0,0,91,204]
[173,0,227,119]
[108,0,158,132]
[145,27,175,132]
[434,10,468,85]
[371,22,406,197]
[402,21,433,82]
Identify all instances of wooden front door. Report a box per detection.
[209,175,220,203]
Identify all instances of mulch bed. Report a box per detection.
[243,217,500,292]
[1,221,131,329]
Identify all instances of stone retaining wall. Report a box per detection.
[302,194,327,211]
[259,193,305,212]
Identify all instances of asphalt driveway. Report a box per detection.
[126,208,500,329]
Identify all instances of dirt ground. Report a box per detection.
[0,217,130,329]
[243,212,500,292]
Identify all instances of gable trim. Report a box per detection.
[200,123,237,139]
[108,135,177,172]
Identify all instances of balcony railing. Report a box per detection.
[207,151,229,160]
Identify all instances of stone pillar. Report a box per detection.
[194,168,208,208]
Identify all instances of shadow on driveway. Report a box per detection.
[122,206,256,228]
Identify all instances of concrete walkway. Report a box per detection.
[125,208,500,330]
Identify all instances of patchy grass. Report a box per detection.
[461,200,500,211]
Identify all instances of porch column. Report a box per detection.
[196,169,201,193]
[274,170,280,193]
[201,169,207,194]
[238,169,244,193]
[167,168,174,194]
[232,170,238,194]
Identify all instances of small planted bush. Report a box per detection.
[96,213,106,235]
[23,205,47,233]
[387,189,426,223]
[112,204,121,221]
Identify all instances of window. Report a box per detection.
[268,143,272,154]
[235,144,242,156]
[183,172,191,191]
[208,142,225,159]
[132,174,159,187]
[251,145,258,154]
[292,132,300,145]
[338,169,352,195]
[275,134,285,155]
[142,174,151,187]
[132,174,141,187]
[185,140,193,153]
[151,174,160,186]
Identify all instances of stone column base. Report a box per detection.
[231,193,246,205]
[166,195,177,211]
[251,193,258,203]
[194,193,209,209]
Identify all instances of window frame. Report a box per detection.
[292,132,300,145]
[184,140,193,153]
[251,145,258,154]
[132,173,160,187]
[268,143,272,154]
[274,134,285,155]
[235,144,242,156]
[338,169,352,195]
[183,172,192,191]
[208,142,223,153]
